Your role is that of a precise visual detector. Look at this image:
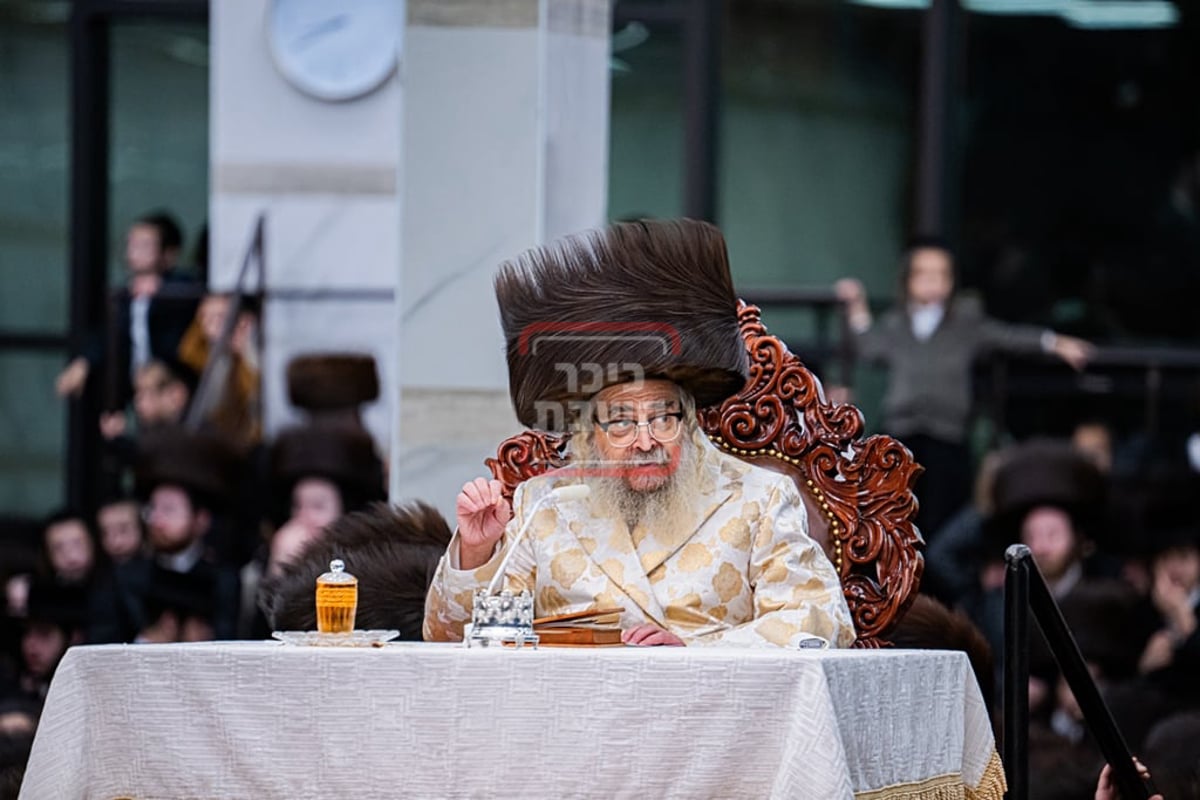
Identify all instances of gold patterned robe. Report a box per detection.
[423,434,856,647]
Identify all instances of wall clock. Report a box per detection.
[267,0,403,102]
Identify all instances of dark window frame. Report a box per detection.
[64,0,207,510]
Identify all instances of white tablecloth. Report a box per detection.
[20,642,1004,800]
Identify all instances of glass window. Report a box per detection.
[719,1,921,421]
[961,5,1199,345]
[608,10,686,221]
[0,5,69,516]
[960,3,1199,438]
[110,21,210,283]
[720,1,921,294]
[0,13,211,519]
[0,5,70,333]
[0,351,66,514]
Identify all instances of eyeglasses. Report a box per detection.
[594,412,684,448]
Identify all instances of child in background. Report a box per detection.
[40,512,95,587]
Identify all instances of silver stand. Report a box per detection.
[464,590,538,649]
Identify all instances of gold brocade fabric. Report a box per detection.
[854,750,1006,800]
[425,430,857,647]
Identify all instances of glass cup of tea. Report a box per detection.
[315,559,357,634]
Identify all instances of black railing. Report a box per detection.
[985,346,1200,438]
[183,215,265,430]
[1002,544,1156,800]
[741,289,1200,436]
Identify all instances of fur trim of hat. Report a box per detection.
[134,427,240,507]
[495,218,748,431]
[260,502,452,640]
[271,423,385,507]
[286,353,379,412]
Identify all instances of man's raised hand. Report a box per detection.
[456,477,512,571]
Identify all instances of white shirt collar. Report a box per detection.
[909,303,945,341]
[1050,561,1084,600]
[157,537,205,573]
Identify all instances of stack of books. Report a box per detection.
[532,607,625,646]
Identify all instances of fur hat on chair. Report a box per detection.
[286,353,380,413]
[134,427,241,511]
[260,502,452,640]
[270,422,386,520]
[494,218,748,431]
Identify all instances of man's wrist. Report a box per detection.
[458,540,497,571]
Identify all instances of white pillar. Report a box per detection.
[210,0,611,523]
[210,0,405,449]
[393,0,610,519]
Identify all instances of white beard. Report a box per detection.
[570,429,702,531]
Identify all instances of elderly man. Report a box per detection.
[423,219,855,648]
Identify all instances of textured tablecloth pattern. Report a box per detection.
[20,643,1004,800]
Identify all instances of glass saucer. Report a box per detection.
[271,630,400,647]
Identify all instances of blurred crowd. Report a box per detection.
[918,433,1199,798]
[843,239,1200,798]
[0,220,1197,797]
[0,212,446,792]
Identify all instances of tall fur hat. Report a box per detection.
[260,502,452,640]
[495,218,748,430]
[286,353,379,412]
[134,427,241,509]
[270,422,386,511]
[983,439,1107,554]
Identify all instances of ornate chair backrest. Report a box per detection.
[486,302,924,647]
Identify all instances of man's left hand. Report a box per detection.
[622,623,685,647]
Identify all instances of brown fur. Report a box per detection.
[134,427,241,506]
[260,502,452,640]
[271,422,385,506]
[495,218,748,430]
[1057,579,1149,680]
[286,354,379,412]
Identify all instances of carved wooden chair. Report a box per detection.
[486,302,924,647]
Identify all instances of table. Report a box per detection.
[20,642,1005,800]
